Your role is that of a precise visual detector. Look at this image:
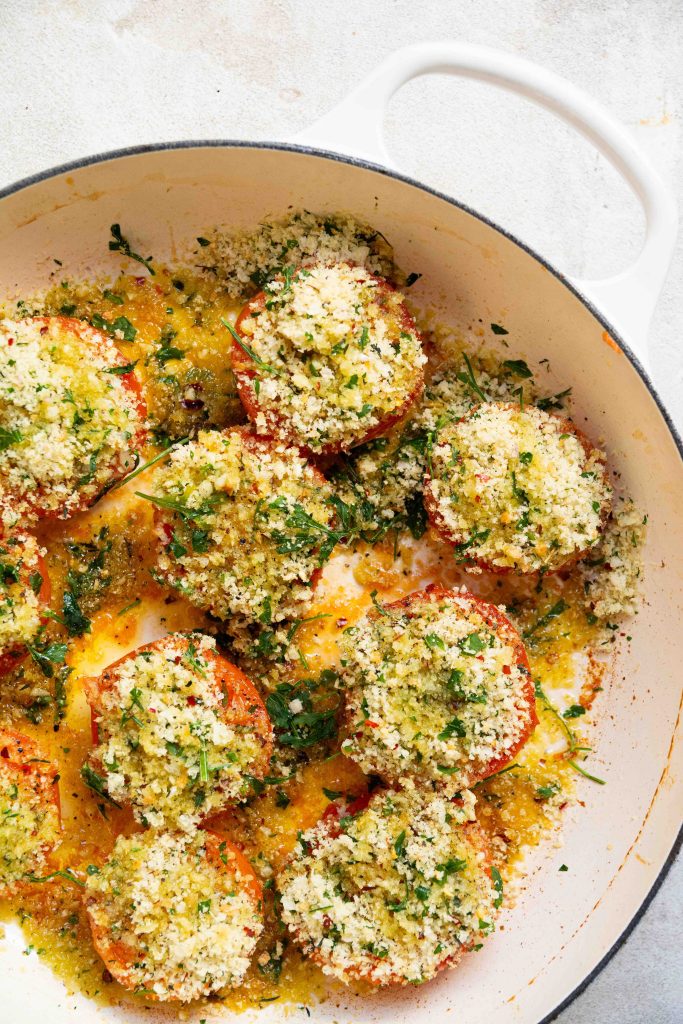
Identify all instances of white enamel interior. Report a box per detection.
[0,145,680,1024]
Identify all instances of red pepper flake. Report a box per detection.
[365,720,379,728]
[135,276,146,286]
[187,695,197,706]
[40,325,48,335]
[7,337,14,346]
[502,664,511,675]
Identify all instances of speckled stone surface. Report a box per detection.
[0,2,681,1022]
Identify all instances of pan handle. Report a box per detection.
[294,42,677,367]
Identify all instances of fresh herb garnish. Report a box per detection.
[105,361,138,375]
[80,764,121,807]
[537,387,572,411]
[109,223,155,275]
[151,325,183,365]
[221,318,281,375]
[0,427,22,451]
[265,670,340,750]
[438,717,466,740]
[502,359,533,379]
[136,490,221,522]
[534,680,605,785]
[109,436,189,493]
[491,866,504,908]
[26,638,68,678]
[91,313,137,342]
[453,527,490,562]
[563,704,586,719]
[456,353,486,402]
[424,633,445,651]
[523,599,567,639]
[61,589,91,637]
[26,869,85,889]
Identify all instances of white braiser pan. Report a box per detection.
[0,42,680,1024]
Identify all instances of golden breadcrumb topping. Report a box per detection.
[0,317,144,529]
[87,633,270,829]
[0,753,59,893]
[339,589,533,789]
[147,428,336,630]
[278,787,495,985]
[580,496,646,620]
[236,262,425,452]
[0,533,44,657]
[330,357,556,540]
[198,210,397,299]
[426,403,611,572]
[85,830,262,1002]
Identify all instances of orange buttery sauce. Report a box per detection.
[0,266,606,1017]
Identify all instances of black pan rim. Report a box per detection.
[1,137,681,1024]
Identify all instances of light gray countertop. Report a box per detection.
[1,2,681,1021]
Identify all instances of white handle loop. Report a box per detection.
[294,43,677,365]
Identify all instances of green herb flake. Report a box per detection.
[503,359,533,379]
[109,223,155,276]
[491,866,504,908]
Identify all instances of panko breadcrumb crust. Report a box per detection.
[0,317,147,531]
[0,731,60,895]
[84,632,272,829]
[424,403,612,574]
[148,426,335,631]
[339,585,536,790]
[85,829,263,1002]
[0,532,50,673]
[233,262,426,454]
[278,786,495,986]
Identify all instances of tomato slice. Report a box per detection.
[84,632,273,811]
[4,317,148,524]
[379,583,537,783]
[282,787,493,987]
[232,267,424,455]
[86,829,262,1001]
[424,404,610,575]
